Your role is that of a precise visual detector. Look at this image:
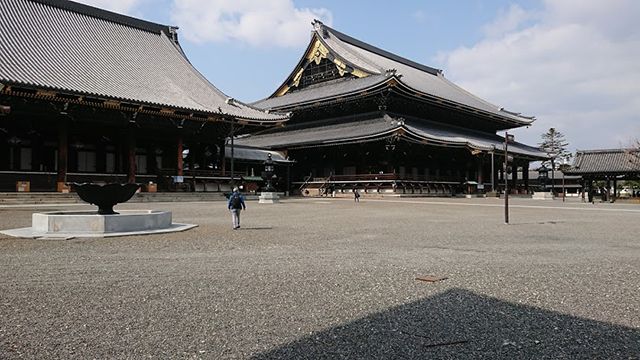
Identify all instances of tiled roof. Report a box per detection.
[253,75,388,109]
[566,149,640,175]
[235,113,547,159]
[259,20,533,126]
[318,22,534,125]
[0,0,288,122]
[224,145,291,163]
[235,115,398,149]
[403,119,546,158]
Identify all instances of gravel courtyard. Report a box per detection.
[1,197,639,359]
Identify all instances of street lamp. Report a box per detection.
[561,158,566,202]
[550,155,557,196]
[537,164,549,192]
[263,153,276,192]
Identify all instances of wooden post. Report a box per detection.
[56,119,68,191]
[127,128,136,184]
[177,133,183,177]
[476,156,483,187]
[523,161,530,193]
[218,139,226,176]
[510,160,518,193]
[491,151,497,192]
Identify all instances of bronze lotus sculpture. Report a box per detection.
[71,183,141,215]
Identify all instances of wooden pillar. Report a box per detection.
[126,128,136,184]
[96,141,106,173]
[56,119,68,191]
[147,144,156,175]
[476,157,484,185]
[176,133,183,177]
[189,143,197,192]
[31,132,41,171]
[510,160,518,193]
[523,161,530,193]
[217,139,225,175]
[491,152,498,192]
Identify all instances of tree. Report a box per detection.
[629,139,640,166]
[539,128,572,194]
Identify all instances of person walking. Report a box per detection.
[354,189,360,202]
[228,187,246,229]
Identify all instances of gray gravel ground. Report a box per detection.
[0,197,639,359]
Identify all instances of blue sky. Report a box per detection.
[79,0,640,153]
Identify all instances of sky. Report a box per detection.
[76,0,640,153]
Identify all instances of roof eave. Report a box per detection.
[2,81,289,123]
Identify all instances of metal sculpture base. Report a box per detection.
[0,210,197,239]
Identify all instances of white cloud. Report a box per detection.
[170,0,332,47]
[482,4,533,38]
[437,0,640,150]
[73,0,143,15]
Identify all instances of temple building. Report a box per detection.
[565,148,640,200]
[0,0,288,192]
[238,20,546,195]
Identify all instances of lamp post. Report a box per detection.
[561,158,566,202]
[538,164,549,192]
[264,153,275,192]
[504,132,514,224]
[550,155,556,197]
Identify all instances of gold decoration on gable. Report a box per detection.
[308,40,330,65]
[274,37,371,97]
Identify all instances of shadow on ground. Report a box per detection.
[254,289,639,359]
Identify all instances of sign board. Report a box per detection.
[477,184,485,190]
[172,176,184,183]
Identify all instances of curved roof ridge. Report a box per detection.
[313,21,384,76]
[31,0,172,34]
[434,74,535,123]
[315,20,442,76]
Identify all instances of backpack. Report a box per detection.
[230,194,242,209]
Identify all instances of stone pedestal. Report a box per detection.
[532,192,554,200]
[32,210,171,234]
[1,210,197,238]
[259,192,280,204]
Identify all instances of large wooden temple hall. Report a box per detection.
[239,20,547,196]
[0,0,288,192]
[1,1,546,195]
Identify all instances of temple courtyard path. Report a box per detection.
[1,197,639,359]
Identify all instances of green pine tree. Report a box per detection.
[538,128,572,170]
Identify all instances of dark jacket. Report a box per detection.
[228,192,246,210]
